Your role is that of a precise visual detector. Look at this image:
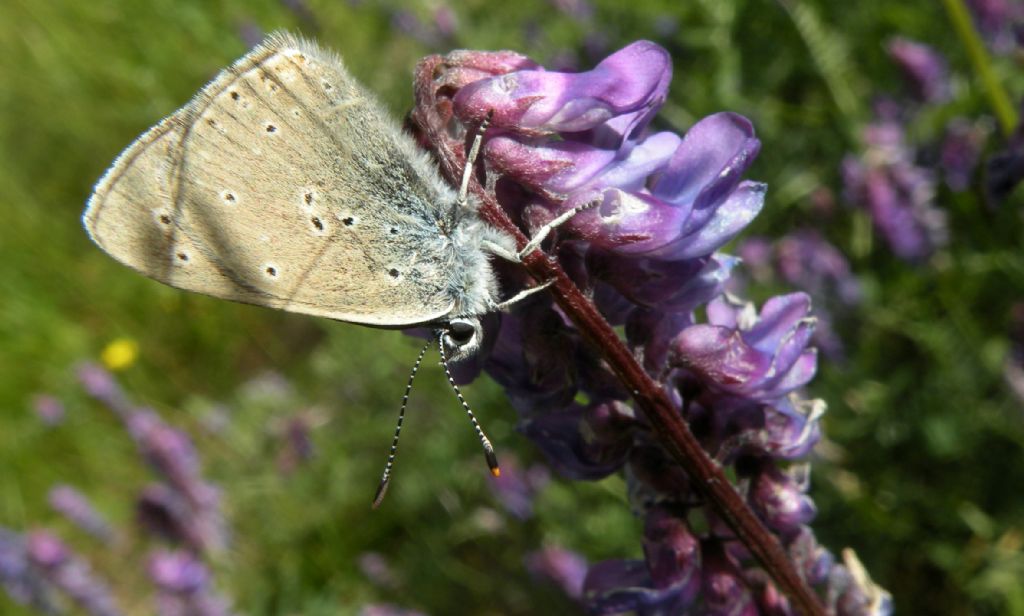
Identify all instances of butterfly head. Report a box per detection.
[439,317,483,361]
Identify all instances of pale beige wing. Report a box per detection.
[84,33,459,326]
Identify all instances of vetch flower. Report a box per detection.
[940,118,989,192]
[25,530,123,616]
[669,293,818,402]
[78,365,227,555]
[413,39,888,614]
[524,546,588,601]
[0,527,60,614]
[842,117,947,261]
[886,37,950,104]
[148,549,233,616]
[48,486,113,542]
[487,455,550,519]
[32,394,65,426]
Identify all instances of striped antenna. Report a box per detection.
[437,334,501,477]
[372,336,434,509]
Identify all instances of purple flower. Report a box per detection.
[0,528,60,614]
[48,485,113,541]
[747,462,817,537]
[669,294,818,402]
[77,362,133,418]
[357,552,399,589]
[701,539,758,615]
[842,119,947,261]
[488,455,550,519]
[148,550,232,616]
[519,401,635,480]
[413,40,886,613]
[77,365,227,554]
[582,507,700,614]
[967,0,1024,53]
[826,549,894,616]
[550,0,594,22]
[276,411,318,474]
[454,40,671,137]
[389,7,455,47]
[32,394,65,425]
[136,483,209,552]
[940,118,989,191]
[886,37,950,103]
[984,101,1024,206]
[524,546,588,600]
[357,605,427,616]
[126,411,223,524]
[26,530,124,616]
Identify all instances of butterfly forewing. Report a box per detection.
[84,34,458,327]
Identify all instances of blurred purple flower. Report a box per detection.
[842,119,947,261]
[77,362,132,418]
[137,483,211,552]
[940,118,989,191]
[276,411,318,474]
[26,530,123,616]
[886,37,950,104]
[967,0,1024,53]
[126,412,226,550]
[525,546,588,600]
[358,605,427,616]
[0,528,60,614]
[236,21,263,48]
[148,550,232,616]
[390,7,454,48]
[48,486,112,542]
[488,456,550,519]
[416,40,886,613]
[78,364,227,554]
[984,101,1024,205]
[32,394,65,426]
[357,552,399,589]
[550,0,594,22]
[281,0,319,31]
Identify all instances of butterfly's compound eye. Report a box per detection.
[443,318,481,360]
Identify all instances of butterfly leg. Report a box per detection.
[515,197,601,260]
[481,196,603,265]
[457,115,491,209]
[492,279,556,312]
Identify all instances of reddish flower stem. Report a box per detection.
[411,55,826,616]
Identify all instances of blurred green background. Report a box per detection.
[1,0,1023,614]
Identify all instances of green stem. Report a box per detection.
[942,0,1018,136]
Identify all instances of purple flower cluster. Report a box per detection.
[842,108,948,262]
[77,363,228,555]
[414,41,890,613]
[48,486,113,542]
[148,550,232,616]
[0,528,123,616]
[967,0,1024,54]
[3,365,242,615]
